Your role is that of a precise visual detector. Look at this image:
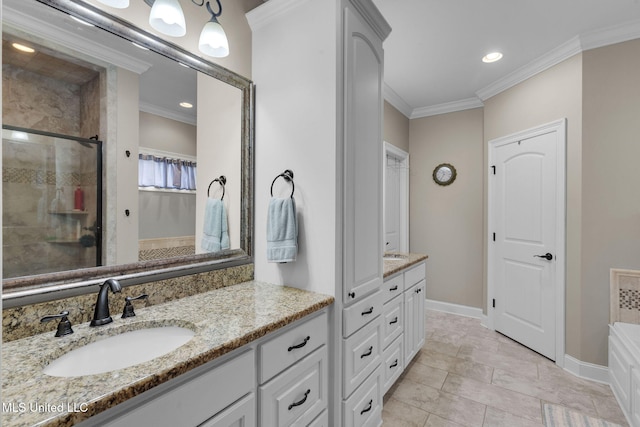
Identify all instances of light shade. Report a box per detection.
[199,19,229,57]
[96,0,130,8]
[149,0,186,37]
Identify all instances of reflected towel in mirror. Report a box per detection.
[201,198,230,252]
[267,197,297,263]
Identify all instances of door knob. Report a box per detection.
[534,253,553,261]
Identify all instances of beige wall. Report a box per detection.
[139,112,196,156]
[384,101,410,152]
[409,108,484,307]
[414,42,639,366]
[581,39,640,365]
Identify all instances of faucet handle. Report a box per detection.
[122,294,149,318]
[41,310,74,337]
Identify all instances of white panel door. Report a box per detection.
[491,129,560,360]
[385,155,400,252]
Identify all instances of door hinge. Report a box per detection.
[492,298,496,308]
[492,232,496,242]
[491,165,496,175]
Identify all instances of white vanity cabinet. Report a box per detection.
[380,261,426,394]
[81,311,329,427]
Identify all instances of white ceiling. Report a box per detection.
[371,0,640,118]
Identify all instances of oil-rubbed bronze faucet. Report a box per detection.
[90,279,122,326]
[41,310,74,337]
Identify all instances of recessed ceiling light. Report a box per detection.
[12,43,35,54]
[482,52,503,63]
[179,101,193,109]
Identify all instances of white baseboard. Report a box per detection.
[424,298,611,385]
[563,354,610,384]
[425,299,483,319]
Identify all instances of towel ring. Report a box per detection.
[207,175,226,200]
[270,170,294,198]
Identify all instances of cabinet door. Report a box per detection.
[632,368,640,427]
[610,334,633,416]
[101,350,255,427]
[342,5,385,304]
[199,393,255,427]
[404,281,425,365]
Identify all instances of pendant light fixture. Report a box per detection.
[96,0,130,8]
[145,0,187,37]
[198,0,229,57]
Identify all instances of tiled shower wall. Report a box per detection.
[2,64,102,278]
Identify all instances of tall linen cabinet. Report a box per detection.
[248,0,391,425]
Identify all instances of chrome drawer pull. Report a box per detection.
[288,389,310,410]
[389,317,398,325]
[360,346,373,358]
[390,359,398,368]
[389,285,398,291]
[361,307,374,316]
[360,399,373,415]
[288,336,310,352]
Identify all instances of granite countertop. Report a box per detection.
[383,252,428,278]
[1,281,334,427]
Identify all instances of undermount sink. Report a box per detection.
[43,326,195,377]
[383,253,408,261]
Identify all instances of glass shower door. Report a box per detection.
[2,126,102,279]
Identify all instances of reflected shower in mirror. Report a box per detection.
[2,0,253,295]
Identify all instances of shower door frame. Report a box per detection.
[2,124,103,270]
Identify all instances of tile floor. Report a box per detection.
[382,309,628,427]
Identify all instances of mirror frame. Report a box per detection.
[2,0,255,307]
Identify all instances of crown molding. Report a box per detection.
[477,19,640,102]
[3,2,152,75]
[411,97,484,119]
[383,83,413,118]
[140,102,197,126]
[580,18,640,51]
[349,0,392,41]
[475,36,582,101]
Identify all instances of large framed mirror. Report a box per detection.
[2,0,254,306]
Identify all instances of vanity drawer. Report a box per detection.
[404,262,425,288]
[382,295,403,350]
[259,311,328,383]
[382,335,403,395]
[343,317,382,398]
[343,290,382,337]
[343,366,382,427]
[259,346,327,427]
[382,274,403,304]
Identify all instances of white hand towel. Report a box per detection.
[267,197,297,263]
[201,198,230,252]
